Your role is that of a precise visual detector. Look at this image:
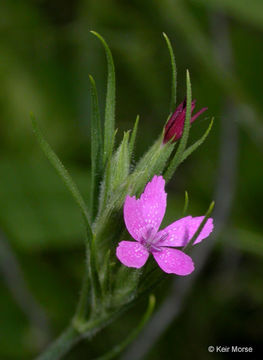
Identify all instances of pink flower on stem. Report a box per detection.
[163,99,208,143]
[116,176,213,276]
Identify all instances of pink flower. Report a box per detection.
[116,176,213,276]
[163,99,208,143]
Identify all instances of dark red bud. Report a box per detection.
[163,100,207,144]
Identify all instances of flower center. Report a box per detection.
[139,227,168,253]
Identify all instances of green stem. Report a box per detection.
[35,326,82,360]
[37,312,123,359]
[36,290,156,359]
[73,271,91,326]
[92,295,155,360]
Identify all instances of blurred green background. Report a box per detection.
[0,0,263,359]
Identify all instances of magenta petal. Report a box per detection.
[116,241,149,268]
[124,176,167,241]
[153,248,194,275]
[158,216,214,247]
[191,107,208,123]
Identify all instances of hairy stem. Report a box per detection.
[35,326,82,360]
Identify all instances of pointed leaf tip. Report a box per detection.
[184,200,215,251]
[31,116,93,242]
[183,190,189,216]
[91,31,116,166]
[89,73,103,219]
[181,117,214,163]
[129,114,139,156]
[163,32,177,112]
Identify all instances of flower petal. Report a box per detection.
[158,216,214,247]
[191,107,208,123]
[153,248,194,275]
[116,241,149,268]
[124,176,167,241]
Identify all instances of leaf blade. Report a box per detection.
[31,115,93,241]
[163,32,177,112]
[183,190,189,216]
[129,115,139,157]
[91,31,116,166]
[89,75,103,220]
[181,117,214,163]
[183,201,215,251]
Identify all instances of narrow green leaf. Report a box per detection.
[31,114,93,242]
[73,271,91,327]
[87,237,103,310]
[98,151,112,217]
[133,137,162,174]
[183,190,189,216]
[183,201,215,251]
[93,178,130,239]
[91,31,116,166]
[97,129,118,216]
[129,115,139,157]
[89,75,103,220]
[111,131,130,190]
[181,117,214,163]
[113,265,142,306]
[163,32,177,112]
[92,295,156,360]
[31,116,102,313]
[164,70,192,181]
[132,136,175,196]
[95,131,130,231]
[133,125,171,175]
[101,250,111,299]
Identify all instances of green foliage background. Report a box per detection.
[0,0,263,358]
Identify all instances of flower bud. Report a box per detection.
[163,99,208,143]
